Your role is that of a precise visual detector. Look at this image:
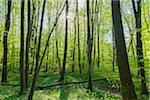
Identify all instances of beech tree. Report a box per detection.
[28,0,46,99]
[132,0,148,94]
[1,0,12,83]
[72,16,77,72]
[60,0,69,81]
[111,0,137,99]
[86,0,93,91]
[20,0,26,92]
[25,0,31,90]
[76,0,82,74]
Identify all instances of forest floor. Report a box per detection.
[0,65,149,100]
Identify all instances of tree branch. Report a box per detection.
[39,2,66,68]
[1,78,107,90]
[132,0,137,18]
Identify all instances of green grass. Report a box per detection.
[0,64,149,100]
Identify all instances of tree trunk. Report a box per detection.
[30,0,40,74]
[72,17,77,73]
[95,0,100,68]
[55,28,61,71]
[76,0,81,74]
[1,0,12,83]
[86,0,93,92]
[20,0,26,93]
[97,25,100,68]
[93,35,96,68]
[28,0,46,99]
[60,0,69,81]
[45,50,49,72]
[38,2,65,71]
[91,0,96,68]
[55,2,61,71]
[25,0,31,90]
[45,2,51,72]
[82,17,86,69]
[132,0,148,94]
[112,0,137,99]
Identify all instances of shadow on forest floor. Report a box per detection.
[3,92,27,100]
[0,69,149,100]
[93,83,119,94]
[59,86,70,100]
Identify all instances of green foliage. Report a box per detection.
[0,64,149,100]
[0,0,149,99]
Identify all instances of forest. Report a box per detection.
[0,0,150,100]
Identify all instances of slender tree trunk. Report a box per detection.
[25,0,31,90]
[91,0,95,68]
[132,0,148,94]
[86,0,93,92]
[9,6,16,71]
[82,6,87,69]
[37,3,65,74]
[28,0,46,99]
[76,0,81,74]
[72,17,77,73]
[122,13,136,61]
[45,49,49,72]
[112,0,137,99]
[20,0,26,93]
[93,0,97,67]
[55,2,61,71]
[82,16,86,69]
[97,1,102,68]
[52,36,55,68]
[1,0,12,83]
[60,0,68,81]
[30,0,40,74]
[101,29,104,64]
[93,34,96,68]
[55,27,61,71]
[45,2,51,72]
[97,25,100,68]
